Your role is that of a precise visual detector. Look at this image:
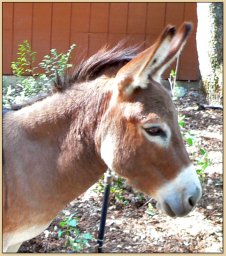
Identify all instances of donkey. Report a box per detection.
[3,22,202,252]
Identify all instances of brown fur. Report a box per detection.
[3,22,199,252]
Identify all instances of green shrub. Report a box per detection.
[3,40,76,108]
[11,40,37,76]
[57,213,93,252]
[178,114,211,182]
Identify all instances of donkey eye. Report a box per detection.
[144,126,166,137]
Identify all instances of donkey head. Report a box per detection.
[99,22,202,217]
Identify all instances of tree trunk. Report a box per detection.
[196,3,223,104]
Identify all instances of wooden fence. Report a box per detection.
[3,2,200,80]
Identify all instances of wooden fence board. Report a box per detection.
[146,3,166,35]
[32,3,52,70]
[180,3,200,80]
[3,3,13,74]
[51,3,71,52]
[109,3,128,34]
[71,3,91,33]
[127,3,147,34]
[13,3,33,61]
[90,3,109,33]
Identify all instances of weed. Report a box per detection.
[178,114,211,182]
[145,203,158,216]
[11,40,37,76]
[39,44,75,80]
[95,175,129,205]
[57,213,93,252]
[169,65,211,182]
[3,40,76,108]
[95,174,146,206]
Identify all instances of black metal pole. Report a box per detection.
[97,169,112,253]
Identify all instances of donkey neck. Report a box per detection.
[10,77,111,201]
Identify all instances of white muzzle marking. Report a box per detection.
[154,165,202,217]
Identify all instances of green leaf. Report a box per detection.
[186,137,193,146]
[58,230,63,238]
[179,120,185,128]
[82,233,93,240]
[196,169,202,175]
[199,148,206,155]
[170,69,176,77]
[59,220,66,228]
[201,161,209,170]
[68,219,77,227]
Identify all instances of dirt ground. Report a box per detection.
[19,88,223,253]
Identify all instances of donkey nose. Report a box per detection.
[155,165,202,218]
[163,186,202,217]
[188,189,200,208]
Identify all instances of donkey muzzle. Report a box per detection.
[155,165,202,217]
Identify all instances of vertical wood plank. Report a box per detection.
[109,3,128,33]
[178,3,199,80]
[127,3,147,34]
[3,3,14,74]
[32,3,52,71]
[90,3,109,33]
[51,3,71,52]
[13,3,33,62]
[162,3,185,79]
[146,3,166,34]
[145,3,166,48]
[70,3,90,65]
[71,3,91,33]
[164,3,185,26]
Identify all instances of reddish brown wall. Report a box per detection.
[3,2,200,80]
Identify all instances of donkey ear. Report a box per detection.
[116,22,193,96]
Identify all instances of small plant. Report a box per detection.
[39,44,76,80]
[168,68,177,96]
[110,177,129,205]
[196,148,210,181]
[145,203,158,216]
[169,63,211,182]
[168,56,179,98]
[95,176,129,205]
[3,40,76,108]
[95,175,146,207]
[178,114,211,182]
[57,213,93,252]
[11,40,37,76]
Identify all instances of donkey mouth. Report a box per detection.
[156,188,201,218]
[156,201,176,218]
[157,201,192,218]
[160,202,176,217]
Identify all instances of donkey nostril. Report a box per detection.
[188,196,195,207]
[187,187,202,208]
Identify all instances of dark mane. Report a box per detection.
[10,42,141,110]
[56,41,141,89]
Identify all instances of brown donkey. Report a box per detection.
[3,22,202,252]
